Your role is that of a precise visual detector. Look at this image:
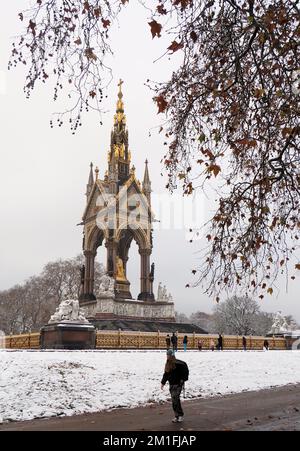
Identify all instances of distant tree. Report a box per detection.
[253,311,273,336]
[21,276,57,332]
[189,311,216,333]
[285,315,300,330]
[0,285,26,334]
[41,254,104,302]
[175,311,189,323]
[213,295,260,335]
[10,1,300,299]
[0,255,104,334]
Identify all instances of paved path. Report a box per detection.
[1,384,300,431]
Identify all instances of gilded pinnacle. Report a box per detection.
[115,79,125,125]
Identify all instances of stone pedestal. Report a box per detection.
[40,322,96,350]
[81,296,175,322]
[115,280,132,299]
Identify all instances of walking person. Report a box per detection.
[210,338,215,351]
[171,332,178,353]
[263,339,269,351]
[198,340,203,351]
[217,334,223,351]
[242,336,247,351]
[161,349,189,423]
[166,334,171,350]
[183,335,188,352]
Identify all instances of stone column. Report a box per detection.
[138,249,153,301]
[106,238,118,278]
[123,256,129,277]
[83,250,96,300]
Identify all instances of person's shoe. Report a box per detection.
[172,416,184,423]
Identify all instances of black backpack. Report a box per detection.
[176,359,189,382]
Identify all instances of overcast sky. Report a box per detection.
[0,1,299,320]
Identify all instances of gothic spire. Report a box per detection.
[86,162,94,199]
[143,159,152,196]
[115,79,125,124]
[108,80,130,185]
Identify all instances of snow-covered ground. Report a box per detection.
[1,349,300,423]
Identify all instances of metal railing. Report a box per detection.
[2,330,287,351]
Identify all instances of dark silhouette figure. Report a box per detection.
[183,335,188,352]
[166,334,171,350]
[171,332,178,352]
[217,334,223,351]
[263,339,269,351]
[150,262,155,279]
[80,265,85,285]
[242,336,247,351]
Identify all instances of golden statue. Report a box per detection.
[116,256,126,281]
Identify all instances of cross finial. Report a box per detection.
[118,79,124,98]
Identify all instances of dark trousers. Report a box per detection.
[170,384,184,417]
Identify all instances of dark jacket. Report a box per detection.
[161,359,186,386]
[171,334,178,345]
[166,337,171,347]
[183,336,188,344]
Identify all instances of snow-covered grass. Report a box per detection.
[1,349,300,423]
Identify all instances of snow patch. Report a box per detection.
[1,350,300,422]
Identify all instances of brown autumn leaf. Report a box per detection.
[28,20,36,36]
[167,40,184,53]
[155,95,168,113]
[101,18,111,28]
[19,12,24,21]
[173,0,192,10]
[282,127,293,137]
[190,30,198,42]
[185,182,193,194]
[89,90,96,98]
[207,164,221,177]
[84,48,97,61]
[157,4,167,15]
[149,20,162,38]
[94,8,101,19]
[74,37,82,45]
[267,287,273,295]
[83,1,90,12]
[295,264,300,270]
